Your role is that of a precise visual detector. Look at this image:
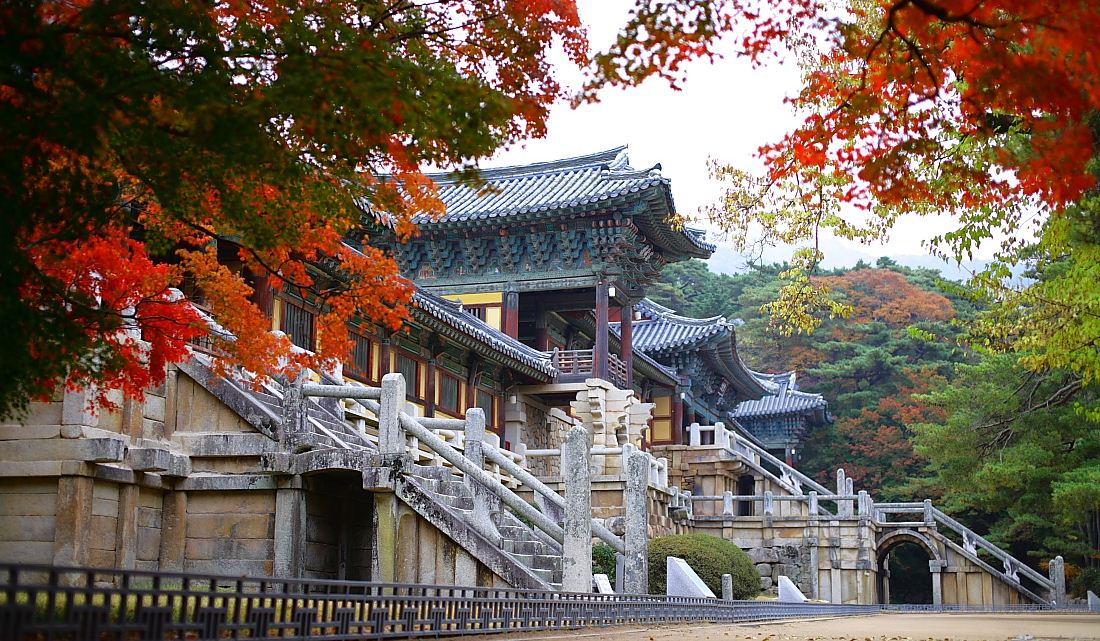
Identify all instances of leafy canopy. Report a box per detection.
[0,0,587,416]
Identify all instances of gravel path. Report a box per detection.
[447,613,1100,641]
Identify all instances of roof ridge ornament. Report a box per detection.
[610,146,631,170]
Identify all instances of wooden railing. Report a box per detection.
[550,348,627,388]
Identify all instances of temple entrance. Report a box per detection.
[876,532,937,604]
[303,472,374,581]
[737,475,755,516]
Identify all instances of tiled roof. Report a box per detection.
[410,288,557,379]
[615,298,770,399]
[413,147,715,256]
[627,299,733,354]
[732,386,828,419]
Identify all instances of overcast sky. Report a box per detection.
[480,1,995,278]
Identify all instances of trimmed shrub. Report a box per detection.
[647,533,758,598]
[592,542,617,583]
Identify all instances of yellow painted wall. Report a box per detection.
[651,419,672,442]
[485,308,502,330]
[443,292,503,305]
[443,292,504,330]
[654,396,672,417]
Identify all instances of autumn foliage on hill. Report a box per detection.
[0,0,586,416]
[651,259,972,495]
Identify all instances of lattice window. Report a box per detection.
[438,373,461,414]
[282,300,315,351]
[346,332,372,382]
[396,353,420,398]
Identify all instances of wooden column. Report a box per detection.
[620,304,633,388]
[425,358,437,418]
[594,279,610,380]
[534,304,550,350]
[380,336,392,377]
[503,288,520,339]
[247,268,275,317]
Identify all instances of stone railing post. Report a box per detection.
[1049,555,1067,606]
[835,469,850,516]
[688,422,702,446]
[622,448,649,594]
[464,407,501,544]
[722,573,734,600]
[279,371,308,443]
[561,426,592,592]
[923,499,935,526]
[714,421,729,448]
[378,373,405,455]
[858,490,870,517]
[722,490,734,516]
[657,457,669,488]
[808,491,818,516]
[763,490,774,517]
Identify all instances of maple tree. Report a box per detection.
[0,0,586,416]
[598,1,1100,382]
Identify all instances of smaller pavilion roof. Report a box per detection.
[410,289,557,380]
[732,368,828,421]
[613,298,770,400]
[731,389,828,420]
[628,299,733,354]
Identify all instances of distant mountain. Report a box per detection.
[705,238,990,282]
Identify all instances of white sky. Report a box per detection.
[480,1,996,277]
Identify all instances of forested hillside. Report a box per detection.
[651,257,977,496]
[651,259,1100,595]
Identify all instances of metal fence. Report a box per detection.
[0,564,882,640]
[3,564,1094,640]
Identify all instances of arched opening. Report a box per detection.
[879,543,932,604]
[736,475,755,516]
[876,531,937,604]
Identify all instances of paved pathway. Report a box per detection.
[454,613,1100,641]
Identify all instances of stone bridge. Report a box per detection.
[649,422,1066,606]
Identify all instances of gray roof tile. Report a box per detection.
[411,289,556,378]
[411,147,715,255]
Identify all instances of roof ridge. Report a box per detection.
[427,146,630,184]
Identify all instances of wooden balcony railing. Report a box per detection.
[549,349,627,389]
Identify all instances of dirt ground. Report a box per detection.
[456,613,1100,641]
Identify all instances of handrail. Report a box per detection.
[932,507,1052,589]
[307,385,592,552]
[483,447,625,555]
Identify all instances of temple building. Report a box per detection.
[732,371,830,463]
[367,146,827,450]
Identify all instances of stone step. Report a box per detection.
[436,495,474,511]
[502,539,550,556]
[526,566,556,584]
[410,466,461,481]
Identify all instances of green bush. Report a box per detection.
[647,533,758,598]
[592,542,617,583]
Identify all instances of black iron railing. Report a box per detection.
[0,564,880,640]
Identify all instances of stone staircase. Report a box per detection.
[180,356,566,590]
[406,464,564,589]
